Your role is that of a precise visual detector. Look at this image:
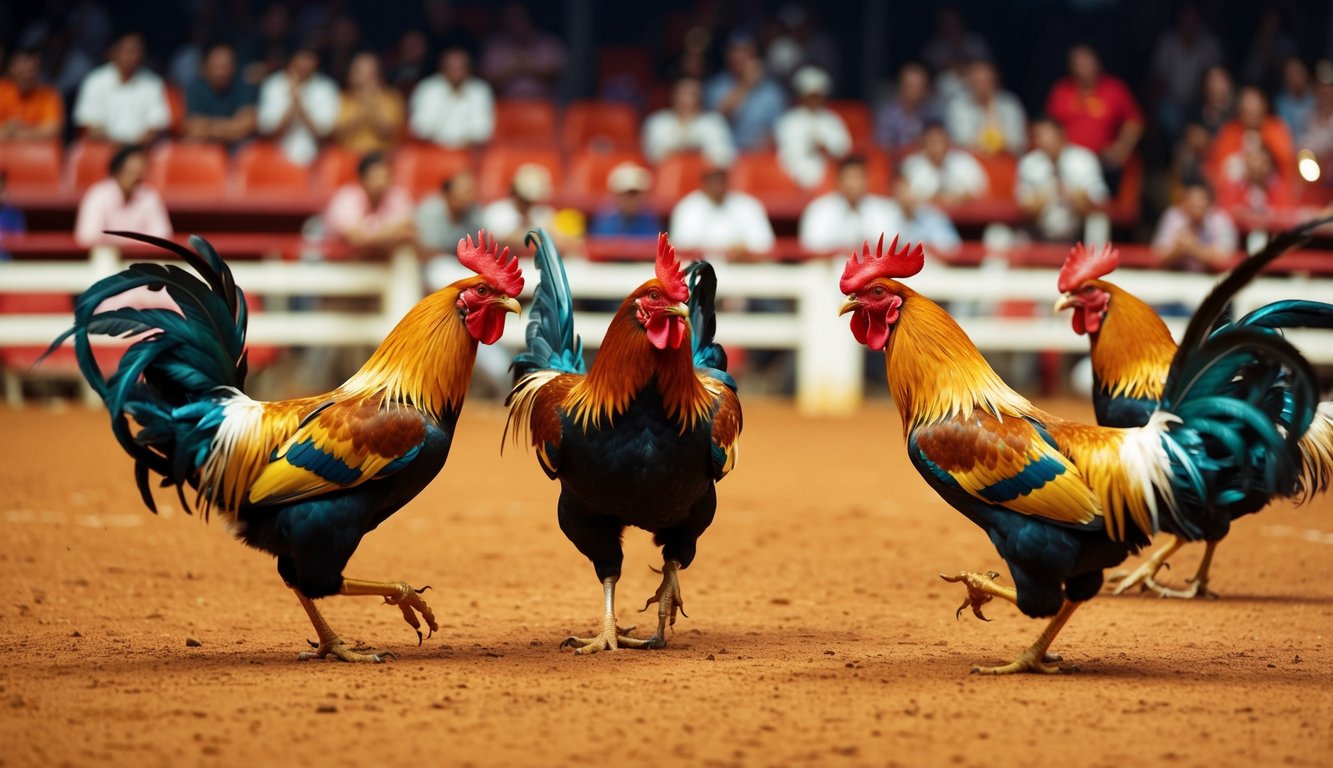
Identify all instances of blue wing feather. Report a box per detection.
[511,228,586,378]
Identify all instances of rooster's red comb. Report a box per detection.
[655,232,689,302]
[839,235,925,294]
[457,231,524,297]
[1057,242,1119,293]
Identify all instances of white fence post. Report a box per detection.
[796,260,863,415]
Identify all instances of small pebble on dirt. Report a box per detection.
[316,704,337,714]
[69,631,82,638]
[185,637,202,647]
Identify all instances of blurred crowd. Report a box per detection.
[1,1,1331,275]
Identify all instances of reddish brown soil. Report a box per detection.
[1,399,1331,768]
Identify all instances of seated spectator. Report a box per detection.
[1149,4,1223,144]
[182,43,257,148]
[386,30,430,95]
[0,172,25,259]
[774,66,850,188]
[946,59,1027,155]
[1301,69,1333,159]
[1016,117,1108,241]
[1274,57,1314,137]
[334,52,403,155]
[1191,66,1236,137]
[874,62,938,153]
[642,77,736,167]
[704,33,788,151]
[1216,143,1292,215]
[481,163,557,247]
[899,121,988,204]
[589,162,662,238]
[668,164,775,260]
[1210,87,1294,185]
[73,32,170,144]
[415,170,482,255]
[895,180,961,259]
[74,144,173,247]
[1044,44,1143,183]
[257,45,340,166]
[0,48,63,141]
[798,155,902,254]
[1151,180,1238,272]
[480,3,566,100]
[323,152,416,256]
[921,7,991,102]
[409,47,493,149]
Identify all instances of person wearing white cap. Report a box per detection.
[589,162,662,238]
[774,65,851,188]
[481,162,557,247]
[642,77,737,167]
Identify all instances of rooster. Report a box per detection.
[1054,241,1333,597]
[50,231,523,662]
[505,230,741,654]
[837,232,1323,673]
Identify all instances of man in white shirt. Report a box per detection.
[899,121,988,204]
[409,47,495,149]
[774,66,851,188]
[257,47,340,166]
[73,33,170,144]
[1016,117,1109,241]
[668,165,775,260]
[481,163,557,248]
[798,156,903,254]
[642,77,736,167]
[945,59,1027,155]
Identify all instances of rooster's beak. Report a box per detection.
[1053,294,1079,314]
[499,296,522,315]
[838,296,860,316]
[664,305,688,318]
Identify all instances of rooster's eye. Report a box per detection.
[649,290,661,302]
[872,286,886,297]
[476,285,489,296]
[1081,286,1096,294]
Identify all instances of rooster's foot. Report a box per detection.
[298,638,396,664]
[560,614,651,655]
[939,570,1015,621]
[639,560,687,649]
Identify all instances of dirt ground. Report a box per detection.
[1,397,1331,768]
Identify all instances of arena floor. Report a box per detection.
[2,398,1331,768]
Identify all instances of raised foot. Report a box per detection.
[640,561,687,648]
[560,624,654,655]
[939,570,1006,621]
[971,652,1077,675]
[298,639,397,663]
[383,583,439,645]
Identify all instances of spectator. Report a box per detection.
[589,162,662,238]
[481,163,557,246]
[1016,117,1108,241]
[764,4,840,84]
[415,170,482,255]
[1216,143,1292,215]
[1044,45,1143,184]
[1210,87,1294,186]
[1301,69,1333,159]
[257,45,340,166]
[642,77,736,167]
[0,173,26,259]
[1151,180,1238,272]
[1274,57,1314,137]
[704,34,788,151]
[1150,4,1223,144]
[895,179,961,258]
[386,30,430,95]
[334,52,404,155]
[74,144,172,247]
[182,43,257,148]
[1241,7,1297,93]
[480,3,566,100]
[920,6,991,102]
[323,152,416,255]
[323,13,361,87]
[774,66,850,188]
[899,121,988,204]
[945,59,1026,155]
[72,32,170,144]
[0,48,63,141]
[669,164,775,260]
[874,63,938,153]
[409,47,494,149]
[798,155,902,254]
[1191,66,1235,137]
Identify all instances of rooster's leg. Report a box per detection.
[639,559,687,649]
[560,577,653,655]
[338,578,440,643]
[1148,540,1220,599]
[939,571,1062,663]
[1107,536,1185,595]
[294,590,395,663]
[971,600,1081,675]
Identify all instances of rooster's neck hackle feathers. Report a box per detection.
[1088,281,1176,401]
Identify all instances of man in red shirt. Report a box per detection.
[1044,44,1143,187]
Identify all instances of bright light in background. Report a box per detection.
[1297,149,1321,183]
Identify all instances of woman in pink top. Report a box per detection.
[74,145,173,247]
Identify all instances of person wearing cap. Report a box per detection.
[798,155,902,255]
[589,162,662,238]
[668,164,775,261]
[704,34,788,151]
[322,151,416,256]
[774,65,851,188]
[642,77,736,167]
[481,162,557,247]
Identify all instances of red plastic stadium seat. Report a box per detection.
[731,151,817,217]
[1107,153,1143,227]
[494,100,558,146]
[165,85,186,135]
[827,100,874,151]
[0,141,62,192]
[561,101,640,152]
[235,141,312,197]
[67,140,116,192]
[862,149,894,195]
[392,144,473,199]
[565,148,644,210]
[477,145,563,202]
[649,152,708,209]
[974,151,1017,201]
[314,146,360,195]
[147,142,229,198]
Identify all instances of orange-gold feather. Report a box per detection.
[1084,280,1176,402]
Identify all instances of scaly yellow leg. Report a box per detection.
[294,578,439,663]
[1108,536,1185,595]
[971,600,1081,675]
[639,559,687,649]
[560,577,654,655]
[1150,540,1220,599]
[939,570,1016,621]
